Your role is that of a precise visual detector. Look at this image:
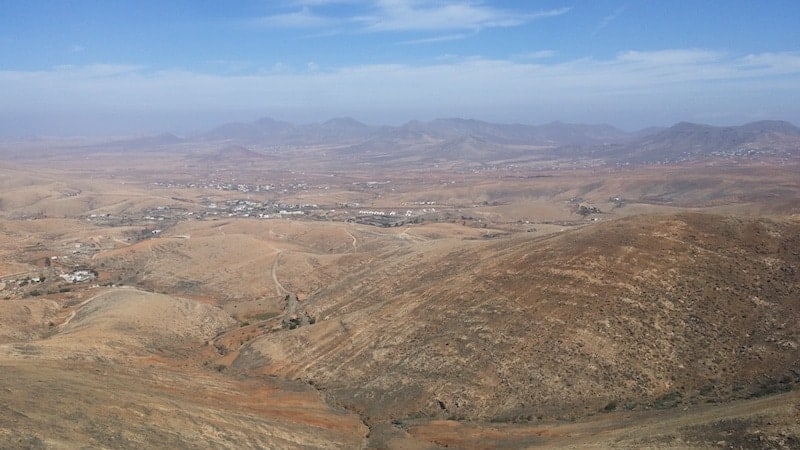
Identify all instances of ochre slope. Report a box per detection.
[234,213,800,423]
[0,287,368,448]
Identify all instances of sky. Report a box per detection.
[1,0,799,136]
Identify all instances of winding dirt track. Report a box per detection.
[345,229,357,252]
[271,250,288,295]
[57,291,102,329]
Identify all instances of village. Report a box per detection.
[0,168,610,302]
[84,174,457,231]
[81,198,440,228]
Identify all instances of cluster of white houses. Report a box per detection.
[357,210,415,218]
[59,269,97,283]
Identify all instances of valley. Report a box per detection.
[0,118,798,448]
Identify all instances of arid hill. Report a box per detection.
[0,288,368,448]
[0,128,798,448]
[198,144,267,163]
[233,213,800,425]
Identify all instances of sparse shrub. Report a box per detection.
[747,378,792,398]
[653,391,683,409]
[699,384,715,396]
[577,205,602,216]
[252,312,277,321]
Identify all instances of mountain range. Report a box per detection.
[86,117,800,166]
[202,117,633,146]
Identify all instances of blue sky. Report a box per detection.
[1,0,799,135]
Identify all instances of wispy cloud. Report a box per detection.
[6,50,798,96]
[594,5,627,34]
[255,1,570,35]
[616,49,723,65]
[739,52,800,73]
[52,63,144,77]
[529,7,573,21]
[359,2,569,32]
[288,0,360,5]
[518,50,557,60]
[399,31,477,45]
[204,59,254,74]
[252,6,333,28]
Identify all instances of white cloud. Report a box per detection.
[616,49,722,65]
[594,5,627,34]
[398,32,476,45]
[361,2,544,32]
[739,52,800,73]
[255,1,570,34]
[528,7,573,21]
[518,50,556,60]
[289,0,359,5]
[252,6,333,28]
[204,59,254,74]
[51,64,144,78]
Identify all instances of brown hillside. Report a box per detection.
[233,213,800,424]
[0,288,368,448]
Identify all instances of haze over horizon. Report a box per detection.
[2,1,799,136]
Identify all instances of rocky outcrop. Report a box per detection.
[281,293,315,330]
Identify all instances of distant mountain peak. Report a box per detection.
[253,116,291,126]
[321,117,368,128]
[623,120,800,163]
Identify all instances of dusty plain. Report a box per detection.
[0,123,798,449]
